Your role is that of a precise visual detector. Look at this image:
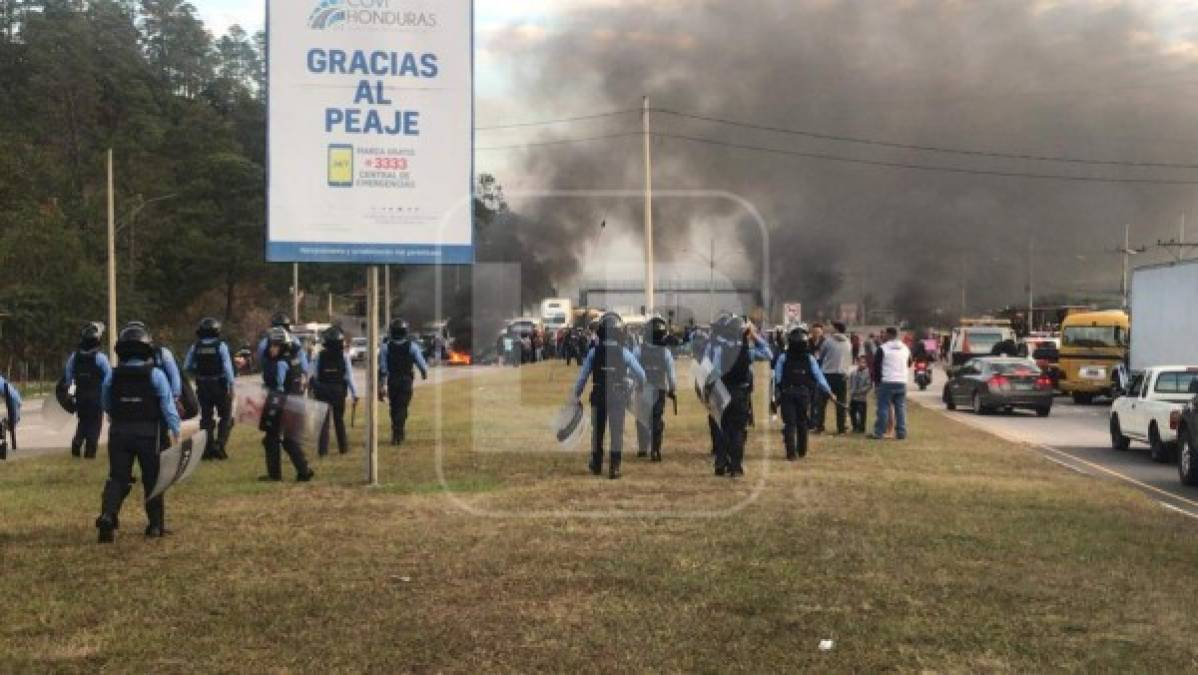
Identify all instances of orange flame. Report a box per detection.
[447,349,472,366]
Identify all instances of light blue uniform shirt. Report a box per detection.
[308,351,359,398]
[64,350,113,385]
[184,339,237,388]
[573,345,648,400]
[378,340,429,379]
[0,375,22,424]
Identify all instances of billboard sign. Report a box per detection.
[267,0,473,264]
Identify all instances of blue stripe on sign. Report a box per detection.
[267,242,475,265]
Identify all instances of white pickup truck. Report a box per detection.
[1109,366,1198,463]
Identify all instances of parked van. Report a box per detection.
[1058,309,1129,404]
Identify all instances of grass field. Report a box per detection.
[3,361,1198,672]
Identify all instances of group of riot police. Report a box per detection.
[572,312,839,479]
[33,310,429,544]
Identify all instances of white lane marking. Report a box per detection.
[1159,501,1198,521]
[1042,455,1091,476]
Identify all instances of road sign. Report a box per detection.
[266,0,474,264]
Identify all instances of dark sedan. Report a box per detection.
[942,357,1054,417]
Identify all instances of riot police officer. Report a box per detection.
[379,319,428,446]
[256,312,310,374]
[710,316,772,477]
[64,322,110,459]
[184,318,236,460]
[260,327,315,482]
[311,326,358,456]
[95,324,181,542]
[572,312,647,479]
[773,325,835,461]
[635,316,676,462]
[0,372,21,461]
[701,314,732,459]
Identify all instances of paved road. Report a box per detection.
[908,373,1198,519]
[5,365,488,462]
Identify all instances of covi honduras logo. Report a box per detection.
[309,0,438,30]
[308,0,347,29]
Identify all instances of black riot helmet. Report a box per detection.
[322,325,346,350]
[270,313,292,330]
[787,324,810,353]
[115,323,154,360]
[645,316,668,346]
[266,326,290,350]
[596,312,625,344]
[389,318,410,340]
[79,322,104,350]
[196,317,222,339]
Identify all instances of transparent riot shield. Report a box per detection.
[147,430,207,501]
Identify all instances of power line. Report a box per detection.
[475,131,641,151]
[475,109,638,131]
[650,131,1198,185]
[650,107,1198,169]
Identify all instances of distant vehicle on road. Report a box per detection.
[540,298,573,334]
[348,337,368,363]
[1020,334,1061,386]
[1109,366,1198,463]
[1058,310,1128,404]
[946,319,1016,372]
[942,357,1054,417]
[1129,261,1198,372]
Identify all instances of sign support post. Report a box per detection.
[366,266,379,485]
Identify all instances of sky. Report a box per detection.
[193,0,1198,314]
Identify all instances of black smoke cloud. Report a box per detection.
[479,0,1198,322]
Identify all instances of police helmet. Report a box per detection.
[270,312,291,329]
[787,324,809,349]
[196,317,222,339]
[79,322,104,350]
[115,323,154,360]
[267,326,290,348]
[596,312,625,344]
[322,325,346,350]
[645,316,669,346]
[389,318,410,340]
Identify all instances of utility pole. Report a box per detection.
[1026,237,1034,332]
[292,263,300,324]
[1110,224,1146,310]
[384,264,392,328]
[106,149,116,362]
[708,236,715,322]
[327,291,334,322]
[643,95,655,314]
[365,266,379,485]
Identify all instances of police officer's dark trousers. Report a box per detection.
[101,429,163,529]
[778,386,812,459]
[318,394,348,455]
[197,379,231,459]
[635,389,666,458]
[388,376,414,443]
[590,392,627,473]
[72,399,103,458]
[718,386,752,473]
[263,427,310,479]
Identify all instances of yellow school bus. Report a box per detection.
[1058,310,1129,404]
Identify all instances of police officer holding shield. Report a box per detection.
[64,322,111,459]
[710,316,772,477]
[379,318,428,446]
[95,324,181,542]
[260,327,315,482]
[573,312,646,479]
[635,316,676,462]
[185,317,236,460]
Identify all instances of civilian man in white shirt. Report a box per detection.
[869,327,912,440]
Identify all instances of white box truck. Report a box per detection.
[540,298,573,334]
[1129,261,1198,372]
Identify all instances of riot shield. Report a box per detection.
[55,379,78,415]
[625,384,653,428]
[40,385,77,431]
[706,379,732,429]
[691,357,713,404]
[550,399,588,449]
[147,430,207,502]
[233,387,328,450]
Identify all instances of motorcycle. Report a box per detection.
[914,360,932,391]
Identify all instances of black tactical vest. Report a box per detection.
[387,339,415,380]
[722,341,753,389]
[640,344,668,390]
[110,364,161,435]
[73,350,103,401]
[318,350,348,398]
[264,350,303,395]
[781,350,817,390]
[592,341,628,395]
[192,340,225,379]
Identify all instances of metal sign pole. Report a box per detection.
[366,266,379,485]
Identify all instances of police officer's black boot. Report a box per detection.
[145,497,169,538]
[783,425,797,461]
[71,437,83,458]
[97,479,127,543]
[609,453,622,480]
[216,417,232,460]
[259,436,283,481]
[651,417,664,462]
[83,438,98,459]
[96,515,115,543]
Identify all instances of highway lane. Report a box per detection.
[908,373,1198,519]
[4,364,489,462]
